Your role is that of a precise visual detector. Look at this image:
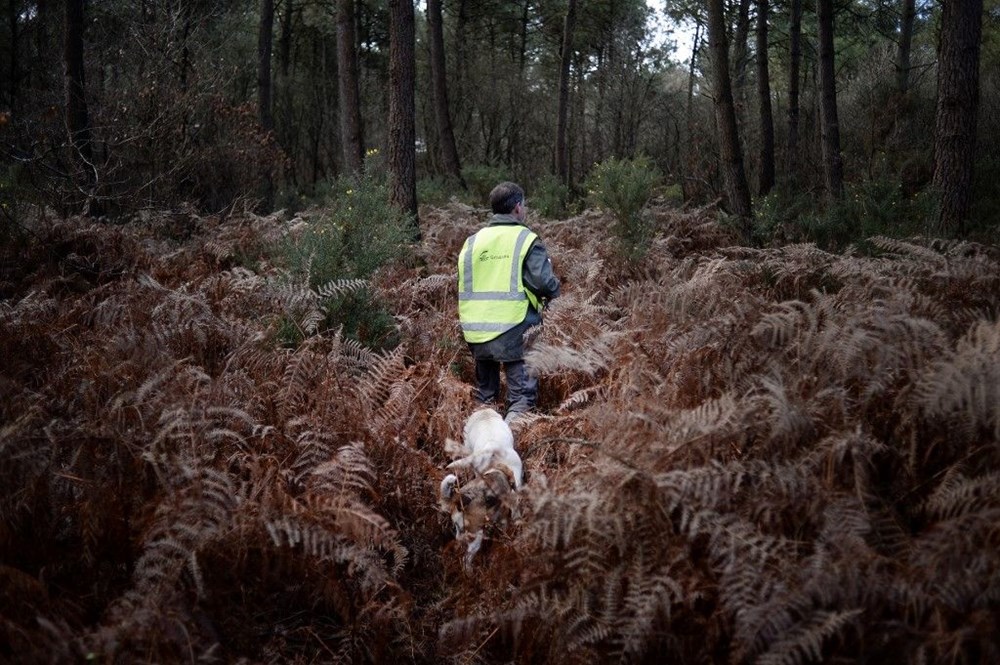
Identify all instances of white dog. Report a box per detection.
[439,408,524,566]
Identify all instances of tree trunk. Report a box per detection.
[280,0,293,78]
[427,0,464,187]
[6,0,18,114]
[732,0,752,105]
[683,20,701,201]
[337,0,364,174]
[64,0,97,214]
[897,0,916,94]
[388,0,419,234]
[32,0,56,94]
[932,0,983,235]
[687,21,700,99]
[554,0,577,185]
[816,0,843,200]
[178,3,191,90]
[256,0,275,211]
[510,0,530,167]
[756,0,775,195]
[454,0,469,128]
[787,0,802,176]
[593,46,606,163]
[258,0,275,132]
[707,0,754,232]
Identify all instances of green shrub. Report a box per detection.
[660,182,684,205]
[324,288,400,352]
[461,164,509,206]
[416,176,456,207]
[281,168,412,288]
[275,164,412,349]
[752,186,820,243]
[530,175,570,219]
[754,176,942,249]
[585,156,662,259]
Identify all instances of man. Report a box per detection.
[458,182,561,422]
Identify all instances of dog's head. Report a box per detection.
[439,466,518,565]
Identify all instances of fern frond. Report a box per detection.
[316,278,369,300]
[279,342,321,412]
[308,441,377,499]
[620,563,683,658]
[333,336,378,373]
[525,331,622,377]
[357,346,412,434]
[752,300,814,348]
[924,469,1000,520]
[289,426,338,483]
[132,467,239,598]
[755,608,863,665]
[868,236,947,265]
[274,278,324,336]
[914,318,1000,441]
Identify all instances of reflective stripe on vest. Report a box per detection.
[458,225,539,343]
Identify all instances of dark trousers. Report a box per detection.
[474,358,537,414]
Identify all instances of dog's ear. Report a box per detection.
[482,466,515,496]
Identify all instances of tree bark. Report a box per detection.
[258,0,275,132]
[388,0,419,233]
[555,0,577,185]
[280,0,293,78]
[732,0,752,103]
[897,0,916,94]
[178,3,191,90]
[787,0,802,176]
[6,0,18,113]
[427,0,464,187]
[337,0,364,174]
[683,20,701,201]
[64,0,97,213]
[454,0,469,125]
[33,0,56,93]
[817,0,843,200]
[686,25,699,121]
[277,0,294,168]
[932,0,983,235]
[756,0,774,195]
[707,0,754,231]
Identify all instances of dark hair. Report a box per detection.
[488,182,524,214]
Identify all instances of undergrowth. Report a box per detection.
[1,198,999,664]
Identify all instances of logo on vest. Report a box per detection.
[478,249,512,262]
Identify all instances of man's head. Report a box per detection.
[489,182,526,221]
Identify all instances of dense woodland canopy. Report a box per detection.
[0,0,998,238]
[2,1,1000,664]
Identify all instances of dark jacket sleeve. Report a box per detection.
[523,240,560,301]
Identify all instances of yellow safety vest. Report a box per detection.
[458,224,540,343]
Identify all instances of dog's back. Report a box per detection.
[439,408,524,565]
[449,408,522,488]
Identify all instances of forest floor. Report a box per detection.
[2,201,999,663]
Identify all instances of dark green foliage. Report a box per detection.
[753,176,943,250]
[585,156,662,259]
[460,164,511,207]
[280,167,413,287]
[529,174,573,219]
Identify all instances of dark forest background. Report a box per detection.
[1,0,998,242]
[3,3,1000,664]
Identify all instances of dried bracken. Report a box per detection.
[1,204,998,663]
